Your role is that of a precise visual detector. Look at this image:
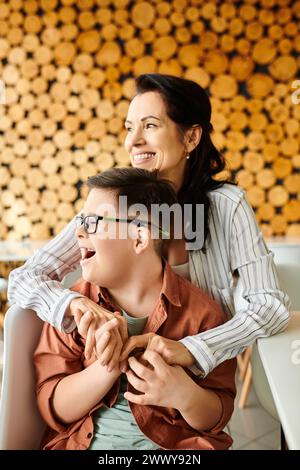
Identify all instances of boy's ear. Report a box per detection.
[133,225,150,254]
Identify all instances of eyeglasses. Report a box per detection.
[75,214,170,237]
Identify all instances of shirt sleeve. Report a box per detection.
[7,217,83,331]
[186,297,237,433]
[33,322,84,432]
[200,358,236,434]
[180,193,291,377]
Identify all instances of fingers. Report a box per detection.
[126,369,148,393]
[99,324,123,368]
[76,310,94,339]
[94,318,120,365]
[119,333,154,362]
[124,391,149,405]
[85,317,116,360]
[106,329,124,372]
[99,335,117,366]
[119,359,128,373]
[94,330,111,360]
[95,317,119,337]
[127,356,153,381]
[73,309,82,327]
[142,349,167,373]
[70,296,115,323]
[114,313,128,343]
[85,318,96,360]
[147,335,171,361]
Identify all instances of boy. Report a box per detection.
[34,168,236,450]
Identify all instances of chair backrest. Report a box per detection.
[275,264,300,311]
[0,306,46,450]
[233,262,300,312]
[0,267,82,450]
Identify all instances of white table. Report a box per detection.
[257,311,300,450]
[266,236,300,265]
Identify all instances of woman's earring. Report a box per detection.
[186,154,190,160]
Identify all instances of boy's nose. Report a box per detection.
[75,224,88,239]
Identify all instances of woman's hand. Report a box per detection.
[124,350,195,409]
[119,333,195,371]
[69,297,127,361]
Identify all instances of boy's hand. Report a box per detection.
[70,296,127,360]
[94,315,128,371]
[124,351,195,409]
[119,333,195,372]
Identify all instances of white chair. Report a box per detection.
[0,306,46,449]
[0,267,82,450]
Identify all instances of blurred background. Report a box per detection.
[0,0,299,243]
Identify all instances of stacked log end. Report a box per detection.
[0,0,299,245]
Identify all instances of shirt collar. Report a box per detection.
[160,262,182,307]
[89,262,182,310]
[89,284,117,311]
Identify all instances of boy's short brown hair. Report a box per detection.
[86,168,177,256]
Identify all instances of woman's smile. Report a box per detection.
[131,151,157,166]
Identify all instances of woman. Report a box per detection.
[8,73,290,377]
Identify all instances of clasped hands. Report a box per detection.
[70,297,195,408]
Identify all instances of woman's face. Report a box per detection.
[124,91,188,188]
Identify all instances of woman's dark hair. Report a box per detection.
[135,73,234,251]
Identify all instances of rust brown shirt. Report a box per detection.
[34,263,236,450]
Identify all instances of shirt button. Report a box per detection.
[87,432,93,438]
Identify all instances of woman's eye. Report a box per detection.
[145,123,156,129]
[125,126,132,132]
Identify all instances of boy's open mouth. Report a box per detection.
[80,248,96,260]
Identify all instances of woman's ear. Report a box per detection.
[185,125,202,153]
[133,225,150,254]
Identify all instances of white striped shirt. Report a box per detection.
[8,184,290,376]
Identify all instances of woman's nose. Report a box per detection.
[128,127,146,147]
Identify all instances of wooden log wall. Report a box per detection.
[0,0,299,242]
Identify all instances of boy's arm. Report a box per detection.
[176,377,223,432]
[206,360,236,430]
[52,360,120,424]
[34,323,121,428]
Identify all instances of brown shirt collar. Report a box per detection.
[86,262,182,311]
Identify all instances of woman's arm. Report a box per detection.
[52,360,120,424]
[8,218,82,330]
[180,193,291,377]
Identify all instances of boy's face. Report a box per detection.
[76,188,138,288]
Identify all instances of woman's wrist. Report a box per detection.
[65,295,85,317]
